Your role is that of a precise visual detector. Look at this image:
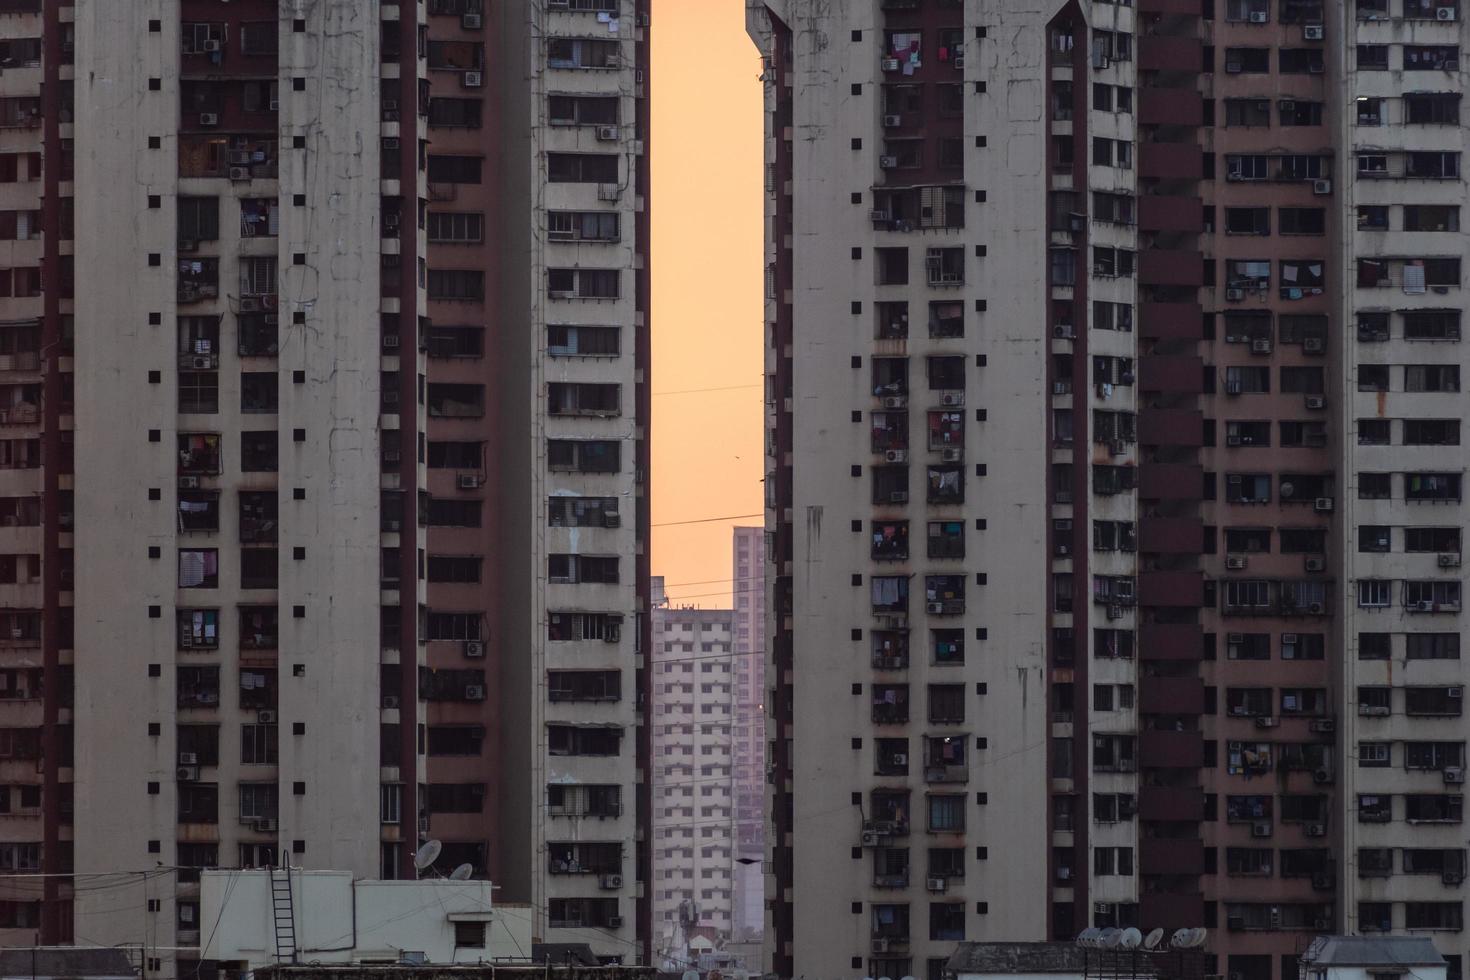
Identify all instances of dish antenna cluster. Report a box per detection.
[1075,927,1207,950]
[412,840,474,880]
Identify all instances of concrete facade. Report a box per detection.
[731,527,766,942]
[0,0,651,967]
[751,0,1470,978]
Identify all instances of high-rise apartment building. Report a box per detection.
[650,580,738,964]
[749,0,1469,978]
[0,0,651,969]
[731,526,767,941]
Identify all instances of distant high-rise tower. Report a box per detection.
[750,0,1470,978]
[731,526,767,941]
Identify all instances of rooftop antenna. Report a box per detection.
[414,840,442,873]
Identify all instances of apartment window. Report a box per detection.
[1223,47,1271,72]
[547,439,619,473]
[178,372,218,415]
[1405,742,1465,771]
[1406,795,1463,823]
[1405,206,1461,233]
[1225,207,1269,235]
[1404,419,1460,446]
[1279,48,1325,73]
[1224,99,1272,128]
[427,97,482,128]
[177,197,219,243]
[1357,45,1389,69]
[546,37,620,70]
[1405,580,1462,609]
[1279,208,1325,235]
[548,324,620,356]
[427,155,483,183]
[427,383,484,418]
[548,210,619,242]
[427,212,484,243]
[241,724,278,765]
[548,268,619,299]
[547,153,618,183]
[926,794,965,832]
[177,783,219,824]
[1408,634,1460,660]
[427,269,485,301]
[178,550,219,589]
[1405,365,1461,392]
[547,554,618,584]
[928,685,965,725]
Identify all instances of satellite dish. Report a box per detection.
[1189,928,1208,948]
[682,971,699,980]
[1078,927,1102,946]
[900,974,917,980]
[878,974,894,980]
[1101,928,1122,948]
[1143,928,1165,950]
[448,863,474,881]
[1170,929,1188,949]
[414,839,442,870]
[1121,927,1143,949]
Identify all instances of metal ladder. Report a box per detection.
[269,864,298,963]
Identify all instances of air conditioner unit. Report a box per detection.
[872,940,890,954]
[879,156,899,169]
[1255,716,1279,729]
[465,685,486,701]
[264,314,279,326]
[462,12,483,29]
[1249,10,1268,21]
[941,448,962,462]
[927,602,945,614]
[597,183,621,201]
[1444,870,1464,885]
[926,876,947,892]
[1305,394,1326,409]
[1279,99,1296,111]
[1440,553,1463,567]
[860,830,879,847]
[1438,5,1457,18]
[228,166,250,181]
[940,392,964,407]
[889,491,908,504]
[382,137,400,151]
[605,624,621,643]
[1252,821,1271,837]
[1450,687,1463,699]
[255,818,279,832]
[1360,704,1390,716]
[1054,324,1076,339]
[464,640,485,658]
[199,113,219,127]
[458,474,482,490]
[1312,179,1332,195]
[603,510,621,527]
[1445,767,1465,784]
[1313,767,1333,784]
[463,71,483,89]
[600,874,624,890]
[1310,718,1335,734]
[178,476,200,490]
[382,449,401,464]
[179,239,199,253]
[202,39,222,53]
[382,695,400,709]
[1303,24,1324,39]
[883,396,906,409]
[1252,339,1273,353]
[1225,61,1243,73]
[883,114,903,128]
[881,58,901,72]
[1313,497,1333,512]
[1107,605,1124,621]
[177,766,200,782]
[1226,288,1245,302]
[954,55,965,68]
[382,334,401,350]
[1093,53,1111,69]
[1305,556,1325,572]
[1226,555,1247,570]
[179,752,199,766]
[257,710,277,724]
[597,125,619,141]
[884,450,907,464]
[1226,435,1243,447]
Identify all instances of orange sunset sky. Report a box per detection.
[650,0,764,607]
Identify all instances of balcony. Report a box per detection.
[1139,35,1203,72]
[1139,249,1204,288]
[1139,301,1203,341]
[1139,0,1201,12]
[1140,730,1204,768]
[1140,892,1204,929]
[1139,197,1204,234]
[1140,838,1205,875]
[1139,356,1203,394]
[1140,88,1204,127]
[1139,622,1203,661]
[1140,518,1203,555]
[1139,464,1202,502]
[1140,142,1203,180]
[1139,785,1205,821]
[1139,409,1203,447]
[1141,676,1205,714]
[1139,571,1204,607]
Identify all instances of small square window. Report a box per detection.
[148,312,162,325]
[148,195,161,208]
[293,135,306,149]
[148,136,161,149]
[293,19,306,32]
[148,546,161,559]
[148,78,161,91]
[292,78,307,92]
[293,488,306,500]
[293,781,306,795]
[293,194,307,206]
[148,840,161,853]
[148,370,161,383]
[148,488,161,501]
[454,921,486,949]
